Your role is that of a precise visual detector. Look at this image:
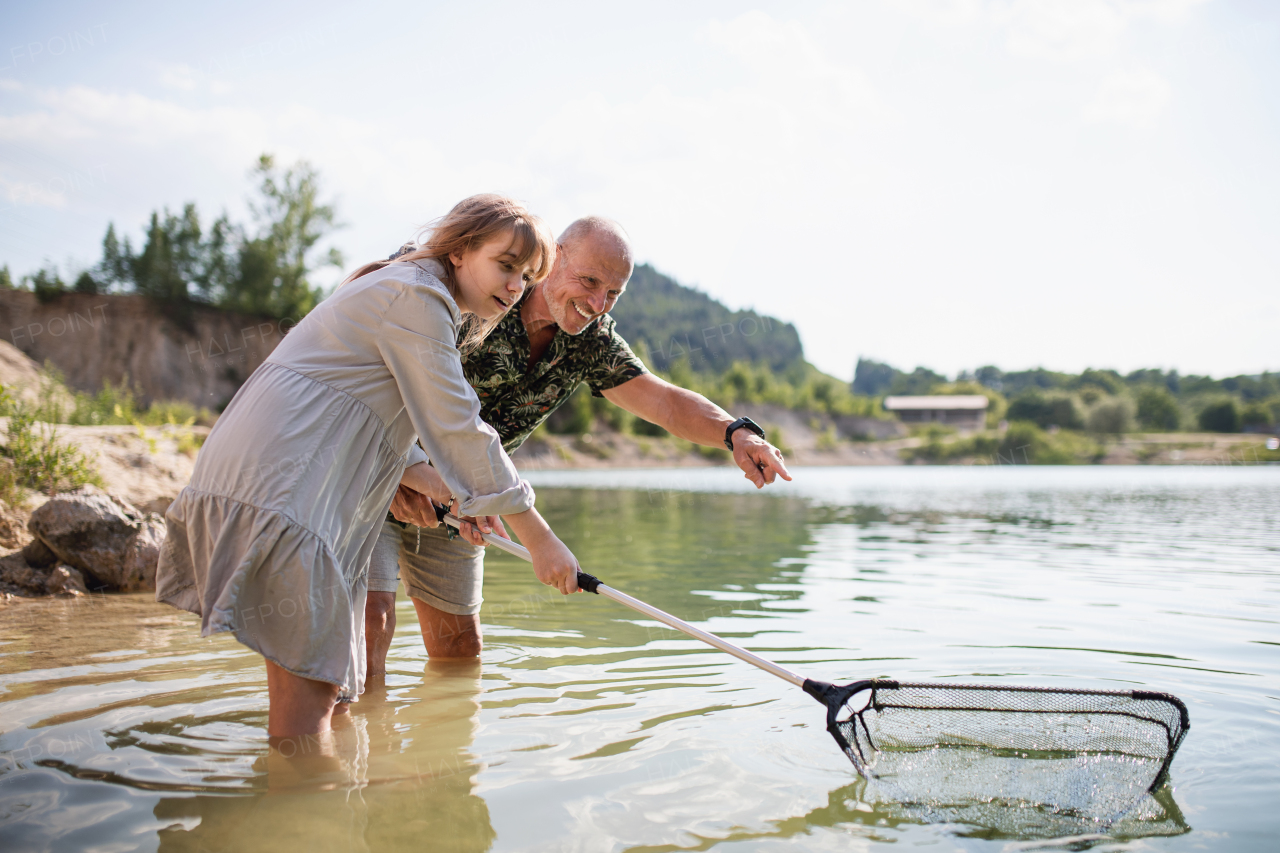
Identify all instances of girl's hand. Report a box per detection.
[501,508,579,595]
[453,514,509,547]
[526,533,580,595]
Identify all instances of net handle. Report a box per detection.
[441,513,808,688]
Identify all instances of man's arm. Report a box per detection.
[602,373,792,488]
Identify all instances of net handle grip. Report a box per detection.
[440,513,807,688]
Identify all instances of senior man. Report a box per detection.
[366,217,790,673]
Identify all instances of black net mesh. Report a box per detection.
[809,679,1189,835]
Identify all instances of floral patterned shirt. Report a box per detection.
[462,303,649,453]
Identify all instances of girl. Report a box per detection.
[156,194,579,739]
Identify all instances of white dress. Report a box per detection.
[155,260,533,700]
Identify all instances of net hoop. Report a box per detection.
[810,678,1189,792]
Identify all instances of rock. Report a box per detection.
[0,550,85,599]
[140,496,174,516]
[0,339,46,405]
[0,552,46,594]
[21,537,58,568]
[44,565,87,596]
[27,487,166,592]
[0,498,31,551]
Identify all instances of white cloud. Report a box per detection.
[992,0,1211,61]
[997,0,1128,60]
[1119,0,1212,23]
[531,11,881,193]
[883,0,984,26]
[1082,66,1171,127]
[0,175,66,209]
[0,85,265,162]
[515,11,884,296]
[157,63,199,91]
[705,11,879,120]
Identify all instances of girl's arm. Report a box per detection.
[379,281,577,588]
[377,283,533,519]
[502,508,580,594]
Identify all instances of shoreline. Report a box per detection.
[512,429,1278,471]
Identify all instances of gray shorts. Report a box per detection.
[367,520,485,615]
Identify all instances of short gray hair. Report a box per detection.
[558,216,633,268]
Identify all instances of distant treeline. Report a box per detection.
[855,358,1278,434]
[0,154,342,321]
[609,264,805,375]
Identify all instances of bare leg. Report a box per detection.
[262,666,349,790]
[265,658,342,738]
[411,597,482,658]
[365,590,397,678]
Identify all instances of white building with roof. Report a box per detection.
[883,395,988,431]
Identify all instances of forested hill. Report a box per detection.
[609,264,804,375]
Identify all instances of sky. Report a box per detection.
[1,0,1276,382]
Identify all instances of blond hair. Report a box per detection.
[346,194,554,351]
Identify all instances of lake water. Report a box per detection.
[1,466,1277,851]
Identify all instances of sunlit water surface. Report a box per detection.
[1,466,1276,851]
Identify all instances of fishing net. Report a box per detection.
[804,679,1189,835]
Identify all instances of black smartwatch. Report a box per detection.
[724,416,766,451]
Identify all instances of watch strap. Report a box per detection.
[724,416,766,451]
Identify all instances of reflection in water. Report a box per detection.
[153,661,496,852]
[635,777,1188,851]
[3,468,1277,850]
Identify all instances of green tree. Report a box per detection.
[609,263,804,376]
[132,208,198,301]
[25,265,66,303]
[1086,397,1135,436]
[998,367,1073,396]
[84,154,340,320]
[889,366,947,396]
[1135,386,1180,431]
[0,265,13,289]
[221,154,343,319]
[720,361,758,405]
[1007,389,1084,430]
[853,358,897,396]
[1241,402,1274,431]
[98,223,131,288]
[73,271,100,294]
[1197,398,1241,433]
[1075,368,1125,396]
[95,205,238,304]
[545,385,594,435]
[973,365,1004,391]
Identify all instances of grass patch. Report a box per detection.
[903,422,1104,465]
[2,405,103,498]
[0,370,215,502]
[28,366,216,428]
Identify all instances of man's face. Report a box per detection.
[541,237,632,335]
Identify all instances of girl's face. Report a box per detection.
[450,232,538,321]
